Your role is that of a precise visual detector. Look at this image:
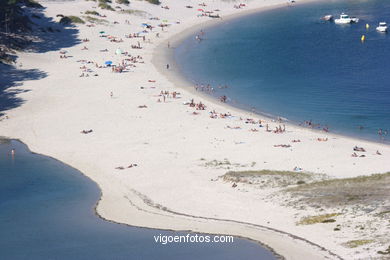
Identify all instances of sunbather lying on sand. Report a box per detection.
[274,144,291,148]
[80,129,93,134]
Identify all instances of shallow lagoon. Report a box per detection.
[0,140,275,259]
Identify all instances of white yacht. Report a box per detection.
[376,22,388,32]
[334,13,359,24]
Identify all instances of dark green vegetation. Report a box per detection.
[85,10,100,16]
[83,16,108,24]
[96,0,115,11]
[60,16,85,25]
[145,0,160,5]
[115,0,129,5]
[377,245,390,255]
[0,0,43,62]
[0,0,42,32]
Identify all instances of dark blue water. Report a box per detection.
[0,140,275,259]
[175,0,390,142]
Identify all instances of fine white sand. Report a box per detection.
[1,0,389,259]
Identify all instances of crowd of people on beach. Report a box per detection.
[51,0,388,177]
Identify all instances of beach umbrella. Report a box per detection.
[197,9,204,11]
[115,48,123,55]
[141,23,150,27]
[105,61,112,65]
[99,31,105,34]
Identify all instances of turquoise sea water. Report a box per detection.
[175,0,390,142]
[0,140,275,259]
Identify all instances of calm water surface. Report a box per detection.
[0,140,275,260]
[175,0,390,142]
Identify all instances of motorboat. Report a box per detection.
[350,16,359,23]
[376,22,388,32]
[321,14,333,21]
[334,13,359,24]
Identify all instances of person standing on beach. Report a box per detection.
[167,41,170,48]
[110,92,113,98]
[166,64,170,69]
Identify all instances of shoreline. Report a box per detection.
[1,0,390,259]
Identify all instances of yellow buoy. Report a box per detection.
[366,23,370,29]
[361,35,365,42]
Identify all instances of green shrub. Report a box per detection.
[116,0,129,5]
[145,0,160,5]
[85,10,100,16]
[59,16,85,25]
[98,2,115,10]
[120,9,148,16]
[83,16,108,24]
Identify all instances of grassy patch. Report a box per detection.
[85,10,100,16]
[120,9,149,16]
[343,239,374,248]
[297,213,341,225]
[221,170,324,188]
[289,173,390,190]
[116,0,130,5]
[285,172,390,208]
[98,2,115,10]
[145,0,161,5]
[83,16,109,24]
[97,0,115,10]
[225,170,311,178]
[60,16,85,24]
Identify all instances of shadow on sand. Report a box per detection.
[0,4,81,115]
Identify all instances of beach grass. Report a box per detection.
[221,170,324,188]
[60,16,85,24]
[97,0,115,10]
[285,172,390,208]
[224,170,312,178]
[120,9,149,16]
[343,239,374,248]
[297,213,342,225]
[85,10,100,16]
[98,3,115,10]
[116,0,130,5]
[145,0,161,5]
[83,15,109,24]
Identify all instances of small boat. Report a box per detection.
[321,14,333,21]
[335,13,352,24]
[376,22,388,32]
[350,17,359,23]
[334,13,359,24]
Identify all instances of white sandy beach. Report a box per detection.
[1,0,390,259]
